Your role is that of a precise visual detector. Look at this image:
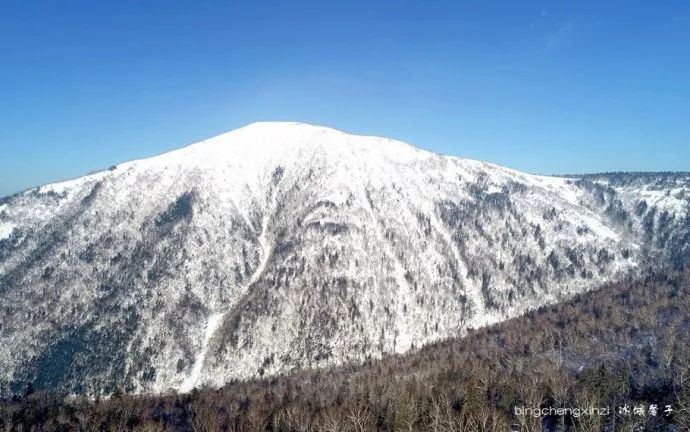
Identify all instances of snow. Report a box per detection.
[583,216,620,240]
[0,121,686,396]
[485,184,502,194]
[247,181,277,289]
[532,175,580,206]
[0,222,15,241]
[179,312,226,393]
[38,170,110,197]
[178,163,282,391]
[639,187,688,216]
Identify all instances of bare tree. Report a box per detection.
[345,405,371,432]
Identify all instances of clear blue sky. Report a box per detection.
[1,1,689,197]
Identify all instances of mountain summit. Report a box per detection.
[0,122,688,395]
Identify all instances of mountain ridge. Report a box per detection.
[0,122,688,395]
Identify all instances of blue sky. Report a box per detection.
[1,1,689,196]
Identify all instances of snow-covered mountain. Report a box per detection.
[0,122,688,395]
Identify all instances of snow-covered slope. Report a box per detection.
[0,122,688,395]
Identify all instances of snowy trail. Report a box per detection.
[179,312,225,392]
[246,203,274,288]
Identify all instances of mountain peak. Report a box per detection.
[217,121,382,147]
[133,120,429,172]
[239,121,326,130]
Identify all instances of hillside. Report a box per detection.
[0,122,688,395]
[2,271,689,431]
